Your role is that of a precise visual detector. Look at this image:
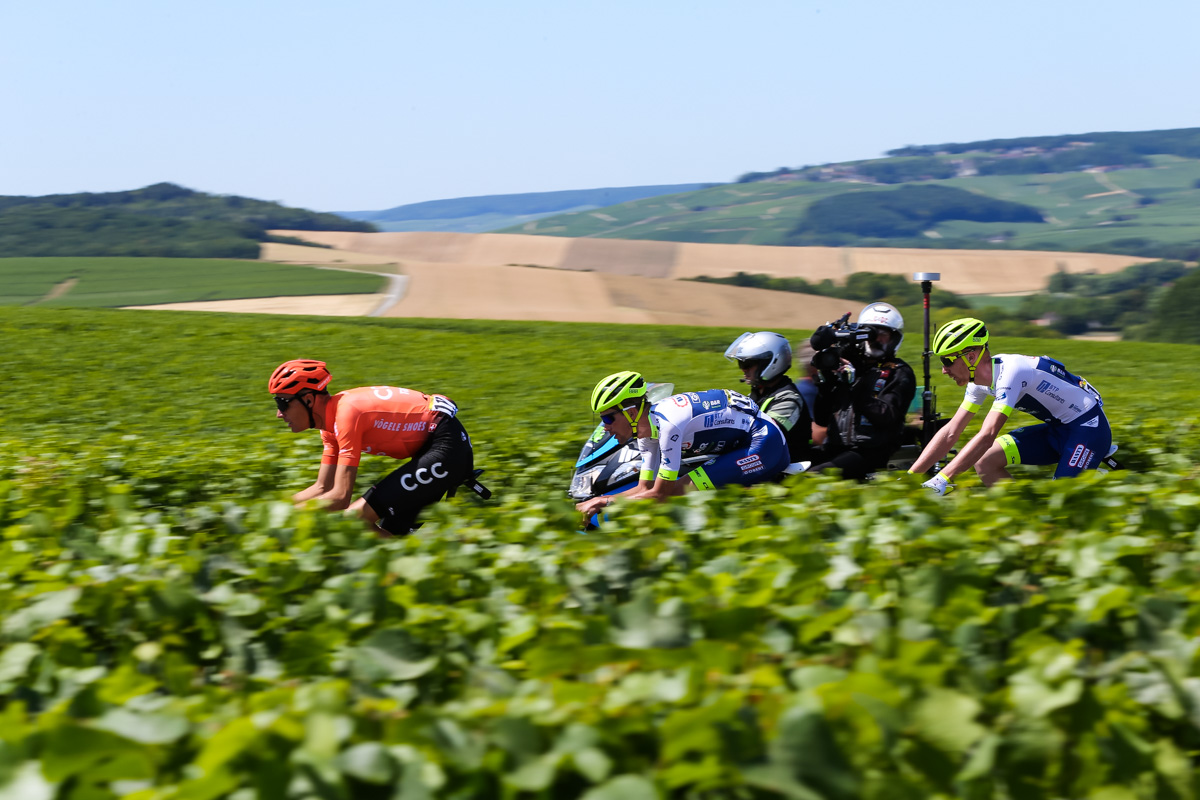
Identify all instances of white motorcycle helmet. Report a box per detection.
[856,302,904,358]
[725,331,793,382]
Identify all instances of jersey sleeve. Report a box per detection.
[652,411,685,482]
[331,400,365,466]
[320,430,339,465]
[636,438,661,482]
[961,383,990,414]
[989,358,1018,416]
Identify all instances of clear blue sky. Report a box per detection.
[3,0,1197,212]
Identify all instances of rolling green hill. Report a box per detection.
[0,183,376,258]
[338,184,711,233]
[504,131,1200,261]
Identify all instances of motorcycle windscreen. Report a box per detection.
[574,424,624,469]
[569,437,642,501]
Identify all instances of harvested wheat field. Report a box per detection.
[260,242,401,266]
[274,232,572,269]
[379,263,856,329]
[271,231,1152,295]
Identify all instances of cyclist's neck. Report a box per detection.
[309,393,332,430]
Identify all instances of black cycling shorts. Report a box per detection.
[362,415,474,535]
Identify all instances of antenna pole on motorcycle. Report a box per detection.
[913,272,941,446]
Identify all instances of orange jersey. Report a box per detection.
[319,387,456,466]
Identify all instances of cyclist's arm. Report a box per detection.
[576,475,658,515]
[311,463,358,510]
[938,408,1009,482]
[293,462,336,504]
[636,474,688,501]
[910,404,976,474]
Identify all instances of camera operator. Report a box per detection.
[807,303,916,480]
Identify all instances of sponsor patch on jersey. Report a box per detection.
[1068,445,1090,468]
[673,396,689,408]
[736,454,763,474]
[1080,416,1099,428]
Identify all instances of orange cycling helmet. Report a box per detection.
[268,360,332,395]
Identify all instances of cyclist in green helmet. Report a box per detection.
[575,370,790,518]
[910,317,1112,494]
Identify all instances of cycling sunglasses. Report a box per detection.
[940,353,963,368]
[274,394,299,413]
[600,403,639,425]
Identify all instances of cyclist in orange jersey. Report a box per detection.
[268,359,474,535]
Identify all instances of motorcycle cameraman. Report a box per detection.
[807,303,916,480]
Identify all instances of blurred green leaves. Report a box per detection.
[4,306,1200,796]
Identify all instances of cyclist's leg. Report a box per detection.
[979,423,1059,485]
[689,419,788,489]
[976,435,1021,486]
[1053,412,1112,479]
[362,417,474,535]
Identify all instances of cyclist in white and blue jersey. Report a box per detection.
[910,318,1112,494]
[574,371,790,518]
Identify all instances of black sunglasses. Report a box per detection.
[940,354,961,368]
[274,395,298,413]
[600,403,639,425]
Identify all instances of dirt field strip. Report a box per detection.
[122,295,383,316]
[259,242,402,265]
[271,231,1152,296]
[37,277,78,304]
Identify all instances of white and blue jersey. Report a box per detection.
[640,389,789,487]
[963,354,1111,478]
[962,354,1102,425]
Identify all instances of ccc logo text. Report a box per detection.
[401,462,449,491]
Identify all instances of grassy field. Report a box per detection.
[0,257,387,307]
[962,294,1032,313]
[4,306,1200,797]
[505,155,1200,252]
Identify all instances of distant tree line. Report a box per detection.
[1029,237,1200,263]
[737,129,1200,186]
[974,143,1154,175]
[887,128,1200,159]
[1147,267,1200,344]
[0,183,374,258]
[689,260,1200,343]
[687,270,1058,340]
[1009,261,1195,339]
[786,185,1044,241]
[736,167,799,184]
[689,270,965,308]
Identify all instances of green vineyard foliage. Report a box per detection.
[2,307,1200,798]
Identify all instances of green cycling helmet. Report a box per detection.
[590,371,647,413]
[932,317,989,357]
